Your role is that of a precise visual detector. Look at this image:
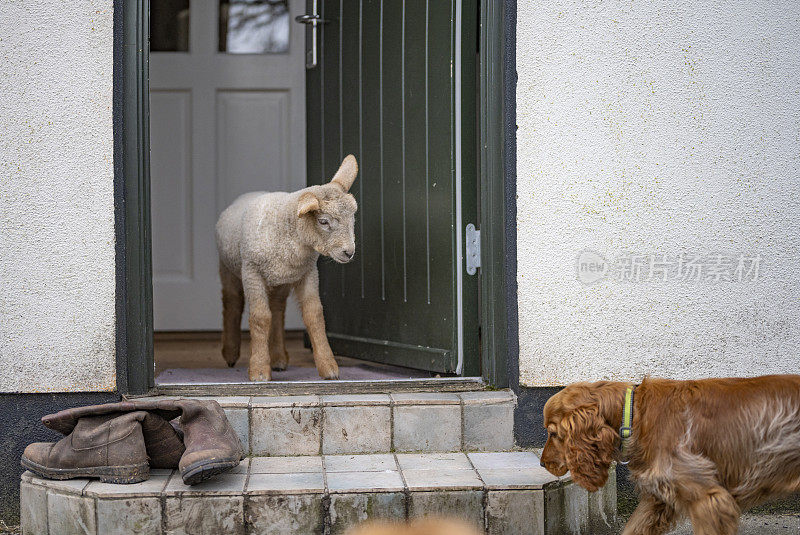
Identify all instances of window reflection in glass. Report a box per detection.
[150,0,190,52]
[219,0,290,54]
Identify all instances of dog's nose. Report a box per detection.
[540,459,546,468]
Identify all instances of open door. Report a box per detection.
[302,0,479,375]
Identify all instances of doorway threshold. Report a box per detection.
[147,377,485,397]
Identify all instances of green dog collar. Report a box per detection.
[619,385,636,463]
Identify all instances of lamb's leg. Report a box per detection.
[621,494,677,535]
[242,265,272,382]
[219,260,244,367]
[268,284,291,371]
[294,267,339,380]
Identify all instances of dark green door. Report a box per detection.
[304,0,478,375]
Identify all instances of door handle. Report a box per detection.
[296,2,328,69]
[295,14,328,25]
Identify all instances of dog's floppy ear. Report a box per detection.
[297,191,320,217]
[561,405,616,492]
[330,154,358,192]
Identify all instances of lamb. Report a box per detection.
[215,155,358,381]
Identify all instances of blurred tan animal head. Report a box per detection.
[296,155,358,263]
[345,518,481,535]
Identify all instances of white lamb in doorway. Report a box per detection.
[215,155,358,381]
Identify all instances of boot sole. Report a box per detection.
[181,458,240,485]
[21,456,149,484]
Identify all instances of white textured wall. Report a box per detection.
[516,1,800,386]
[0,1,116,392]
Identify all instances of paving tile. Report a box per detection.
[47,490,97,535]
[459,390,516,404]
[588,468,617,534]
[85,473,171,497]
[250,455,323,474]
[164,495,245,535]
[393,404,461,452]
[150,468,175,477]
[224,407,250,454]
[246,494,324,535]
[408,490,484,528]
[246,472,325,494]
[251,395,320,408]
[468,451,542,470]
[463,400,515,451]
[251,406,322,455]
[190,396,251,408]
[390,392,460,405]
[97,497,162,535]
[544,481,588,535]
[324,454,396,472]
[322,405,391,454]
[20,482,47,535]
[478,468,559,489]
[396,452,472,471]
[165,472,246,495]
[329,492,406,535]
[321,394,391,406]
[229,457,250,475]
[486,490,545,535]
[37,477,90,494]
[403,469,482,491]
[327,471,405,493]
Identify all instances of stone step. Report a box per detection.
[20,451,618,535]
[142,390,516,455]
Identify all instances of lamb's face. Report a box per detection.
[296,155,359,263]
[297,185,358,263]
[312,189,358,263]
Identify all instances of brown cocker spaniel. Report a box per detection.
[541,375,800,535]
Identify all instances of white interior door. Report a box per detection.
[150,0,306,331]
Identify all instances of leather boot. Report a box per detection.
[40,398,244,484]
[140,411,186,469]
[176,398,244,484]
[22,411,150,484]
[41,401,186,471]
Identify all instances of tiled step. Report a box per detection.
[142,390,516,455]
[20,451,618,535]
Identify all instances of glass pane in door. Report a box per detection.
[219,0,290,54]
[150,0,190,52]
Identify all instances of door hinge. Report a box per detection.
[466,224,481,275]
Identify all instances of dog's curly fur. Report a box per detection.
[541,375,800,535]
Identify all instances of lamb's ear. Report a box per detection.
[331,154,358,192]
[297,191,320,217]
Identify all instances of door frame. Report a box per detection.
[115,0,515,395]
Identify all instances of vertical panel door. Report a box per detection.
[304,0,479,374]
[150,0,307,330]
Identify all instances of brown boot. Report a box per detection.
[177,399,244,484]
[41,398,244,485]
[22,412,150,484]
[140,411,186,469]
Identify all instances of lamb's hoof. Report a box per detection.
[271,365,288,372]
[249,372,271,382]
[321,370,340,380]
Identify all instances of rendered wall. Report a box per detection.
[0,1,116,392]
[516,1,800,386]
